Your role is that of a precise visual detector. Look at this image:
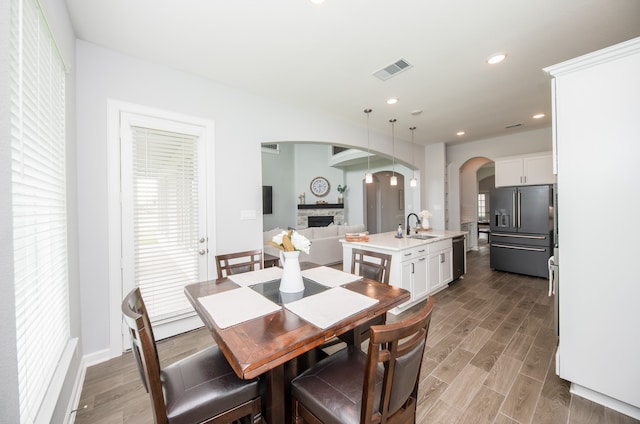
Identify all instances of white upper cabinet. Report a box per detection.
[495,152,555,187]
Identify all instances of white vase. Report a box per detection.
[279,250,305,293]
[421,218,430,229]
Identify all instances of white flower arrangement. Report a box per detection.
[269,230,311,254]
[418,210,432,220]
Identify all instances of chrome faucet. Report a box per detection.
[406,213,421,235]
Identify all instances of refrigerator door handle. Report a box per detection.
[493,233,546,240]
[512,190,517,227]
[517,191,522,228]
[492,243,546,252]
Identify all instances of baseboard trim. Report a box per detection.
[570,383,640,420]
[83,348,113,368]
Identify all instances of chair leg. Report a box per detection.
[292,399,304,424]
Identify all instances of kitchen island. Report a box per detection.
[341,230,467,314]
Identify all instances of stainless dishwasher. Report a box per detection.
[452,235,465,280]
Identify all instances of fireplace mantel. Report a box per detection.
[298,203,344,210]
[297,204,345,227]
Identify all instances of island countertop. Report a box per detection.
[340,229,466,251]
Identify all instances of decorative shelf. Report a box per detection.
[298,203,344,209]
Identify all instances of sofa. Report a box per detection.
[263,224,366,266]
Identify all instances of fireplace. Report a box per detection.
[308,215,334,227]
[297,203,344,228]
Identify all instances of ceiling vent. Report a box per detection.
[504,123,523,129]
[373,59,413,81]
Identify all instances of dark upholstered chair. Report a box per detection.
[351,248,392,284]
[121,288,263,424]
[344,249,392,347]
[215,249,263,279]
[292,296,435,424]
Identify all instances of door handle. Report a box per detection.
[492,243,546,252]
[517,191,522,228]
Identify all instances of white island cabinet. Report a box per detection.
[341,230,466,314]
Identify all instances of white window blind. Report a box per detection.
[131,127,201,324]
[10,0,69,422]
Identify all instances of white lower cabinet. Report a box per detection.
[400,247,427,307]
[427,240,453,293]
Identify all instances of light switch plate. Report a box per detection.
[240,210,257,220]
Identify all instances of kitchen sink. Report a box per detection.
[409,234,440,240]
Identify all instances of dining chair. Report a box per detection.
[121,287,263,424]
[347,249,392,346]
[215,249,263,279]
[291,296,435,424]
[351,248,392,284]
[318,249,393,352]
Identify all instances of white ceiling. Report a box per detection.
[64,0,640,145]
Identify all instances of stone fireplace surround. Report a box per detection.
[297,203,344,228]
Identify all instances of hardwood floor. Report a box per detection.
[74,240,640,424]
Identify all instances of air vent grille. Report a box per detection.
[373,59,413,81]
[262,143,280,154]
[504,123,523,129]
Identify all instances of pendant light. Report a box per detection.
[389,118,397,186]
[409,126,417,187]
[364,109,373,184]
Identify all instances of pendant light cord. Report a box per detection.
[390,118,397,176]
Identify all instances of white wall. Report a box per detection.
[294,144,346,205]
[262,144,296,230]
[75,40,422,357]
[446,128,552,230]
[425,143,446,229]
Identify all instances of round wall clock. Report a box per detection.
[310,176,330,197]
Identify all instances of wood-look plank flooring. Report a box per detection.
[74,239,640,424]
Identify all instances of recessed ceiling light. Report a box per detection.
[310,0,325,4]
[457,131,465,136]
[386,98,399,105]
[487,53,507,65]
[410,109,423,116]
[533,113,545,119]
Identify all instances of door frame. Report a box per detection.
[107,100,216,358]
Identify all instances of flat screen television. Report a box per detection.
[262,186,273,214]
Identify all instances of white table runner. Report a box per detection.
[285,287,379,329]
[301,266,361,287]
[227,266,283,287]
[199,287,281,329]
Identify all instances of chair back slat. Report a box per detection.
[361,296,435,423]
[215,249,263,279]
[351,249,392,284]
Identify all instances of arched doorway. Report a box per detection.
[459,157,493,250]
[364,171,405,234]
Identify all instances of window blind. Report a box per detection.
[131,126,200,324]
[10,0,69,422]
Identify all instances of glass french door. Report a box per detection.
[120,112,209,340]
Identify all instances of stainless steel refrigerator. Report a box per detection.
[489,185,553,278]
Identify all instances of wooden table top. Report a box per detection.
[184,263,410,380]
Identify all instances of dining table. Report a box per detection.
[184,261,410,424]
